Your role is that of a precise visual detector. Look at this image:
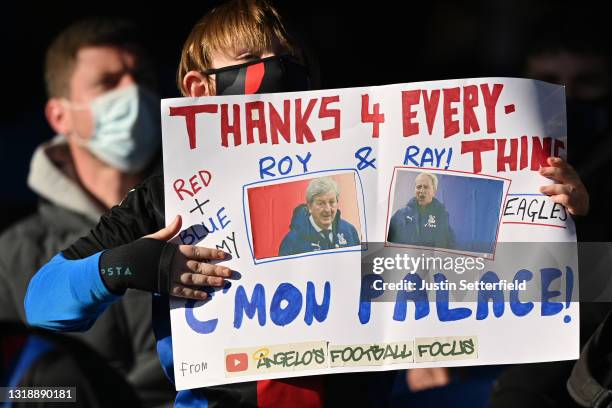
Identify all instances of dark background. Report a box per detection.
[1,0,608,230]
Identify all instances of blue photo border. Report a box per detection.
[242,168,369,265]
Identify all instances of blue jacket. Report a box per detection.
[279,205,360,256]
[387,197,455,249]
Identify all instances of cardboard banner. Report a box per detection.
[161,78,578,390]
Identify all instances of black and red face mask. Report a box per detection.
[203,55,310,96]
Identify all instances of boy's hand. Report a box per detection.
[145,215,231,300]
[539,157,589,216]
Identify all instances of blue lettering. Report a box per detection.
[296,152,312,173]
[259,156,275,179]
[200,208,231,235]
[402,145,453,168]
[233,281,330,329]
[204,217,219,234]
[217,207,231,229]
[258,154,313,179]
[304,281,331,325]
[434,148,446,168]
[234,284,266,328]
[541,267,563,316]
[270,283,302,326]
[510,269,534,316]
[434,273,471,321]
[421,148,434,167]
[359,274,385,324]
[403,145,420,166]
[278,156,293,175]
[185,298,218,334]
[476,271,505,320]
[393,273,429,321]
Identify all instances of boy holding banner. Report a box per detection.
[24,0,590,406]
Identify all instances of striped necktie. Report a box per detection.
[321,230,333,247]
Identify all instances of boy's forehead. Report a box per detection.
[206,36,289,65]
[217,40,280,55]
[207,46,261,66]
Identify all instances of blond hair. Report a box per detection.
[177,0,299,95]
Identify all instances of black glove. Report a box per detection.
[99,238,177,295]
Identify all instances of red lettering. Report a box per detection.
[198,170,212,187]
[269,100,291,144]
[463,85,480,134]
[462,136,563,174]
[481,83,503,133]
[531,136,552,170]
[361,94,385,138]
[245,101,267,144]
[169,104,218,150]
[422,89,440,135]
[173,179,192,201]
[496,139,518,172]
[402,90,420,137]
[173,170,212,201]
[443,87,460,138]
[189,175,201,195]
[461,139,495,173]
[221,104,242,147]
[295,98,317,144]
[320,95,341,140]
[520,135,529,170]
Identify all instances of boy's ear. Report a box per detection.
[182,71,212,97]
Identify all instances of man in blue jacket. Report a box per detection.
[387,172,456,249]
[279,177,361,256]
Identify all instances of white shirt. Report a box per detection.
[309,215,333,242]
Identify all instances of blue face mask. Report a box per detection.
[68,85,161,173]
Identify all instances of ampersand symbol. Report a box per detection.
[355,146,376,170]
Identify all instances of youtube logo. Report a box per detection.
[226,353,248,372]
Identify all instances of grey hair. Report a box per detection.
[306,177,340,204]
[416,172,438,191]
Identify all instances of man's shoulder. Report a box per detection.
[338,218,358,233]
[1,211,43,238]
[0,205,92,272]
[279,229,302,256]
[0,211,48,256]
[0,212,52,286]
[337,219,360,244]
[281,229,300,244]
[392,205,414,221]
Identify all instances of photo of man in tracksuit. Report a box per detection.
[387,172,456,249]
[279,177,361,256]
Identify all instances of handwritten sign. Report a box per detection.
[161,78,578,390]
